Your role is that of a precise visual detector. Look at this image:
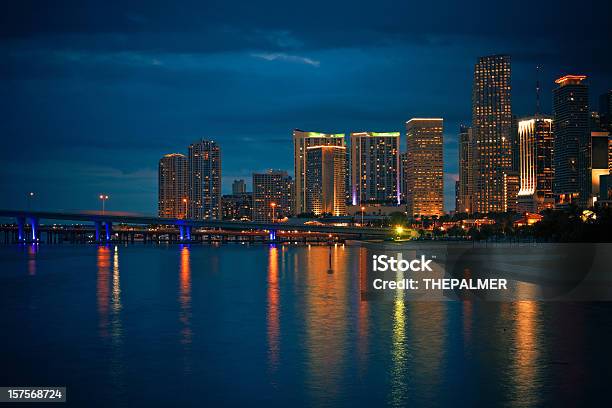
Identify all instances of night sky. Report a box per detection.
[1,0,610,214]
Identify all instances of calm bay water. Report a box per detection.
[1,243,611,407]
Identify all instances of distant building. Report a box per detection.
[553,75,590,207]
[252,170,294,222]
[600,90,612,132]
[455,180,460,213]
[405,118,444,217]
[516,116,555,212]
[188,140,222,220]
[457,125,473,213]
[305,145,346,216]
[350,131,400,205]
[591,131,611,206]
[222,193,252,221]
[158,153,188,218]
[293,130,345,215]
[471,55,513,213]
[503,172,520,213]
[400,152,408,204]
[232,179,246,195]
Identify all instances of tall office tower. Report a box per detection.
[345,150,352,205]
[591,131,611,205]
[350,131,401,205]
[158,153,188,218]
[188,140,222,220]
[600,90,612,132]
[504,172,520,212]
[516,116,554,212]
[553,75,589,207]
[454,180,460,213]
[511,115,519,172]
[457,125,473,213]
[232,179,246,194]
[305,146,347,216]
[471,55,513,213]
[405,119,444,216]
[400,152,409,204]
[252,170,294,222]
[293,130,345,215]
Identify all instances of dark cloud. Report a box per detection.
[1,0,610,213]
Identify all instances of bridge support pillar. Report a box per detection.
[104,222,113,242]
[27,217,39,242]
[95,221,102,242]
[269,229,277,242]
[17,216,25,242]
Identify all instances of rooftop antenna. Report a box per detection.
[535,65,541,115]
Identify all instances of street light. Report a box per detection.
[27,192,35,210]
[270,202,277,223]
[99,194,109,215]
[182,198,188,219]
[360,206,365,226]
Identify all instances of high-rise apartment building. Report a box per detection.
[305,146,346,216]
[293,130,345,215]
[232,179,246,194]
[252,170,294,222]
[222,193,253,221]
[405,119,444,217]
[400,152,408,204]
[158,153,188,218]
[591,131,611,205]
[188,140,221,220]
[471,55,513,213]
[600,90,612,132]
[457,125,473,213]
[350,132,400,205]
[516,116,554,212]
[553,75,589,207]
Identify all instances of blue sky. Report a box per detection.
[1,0,610,214]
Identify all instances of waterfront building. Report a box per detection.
[222,193,253,221]
[232,179,247,194]
[293,129,345,215]
[516,116,555,212]
[252,170,294,222]
[400,152,408,204]
[553,75,590,207]
[158,153,188,218]
[305,145,347,216]
[188,140,222,219]
[350,131,400,206]
[503,172,520,213]
[405,118,444,217]
[591,131,611,205]
[457,125,473,213]
[471,55,513,213]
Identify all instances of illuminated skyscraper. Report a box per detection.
[293,130,345,215]
[457,125,473,213]
[600,90,612,132]
[591,131,611,205]
[350,131,400,205]
[158,153,188,218]
[553,75,589,207]
[471,55,513,213]
[305,146,346,216]
[252,170,294,222]
[405,118,444,216]
[188,140,221,220]
[400,152,408,204]
[516,116,554,212]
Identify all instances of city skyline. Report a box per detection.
[1,1,611,214]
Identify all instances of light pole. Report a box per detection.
[270,202,277,223]
[183,198,188,219]
[360,206,365,226]
[99,194,109,215]
[27,192,35,211]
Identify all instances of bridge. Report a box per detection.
[0,209,393,244]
